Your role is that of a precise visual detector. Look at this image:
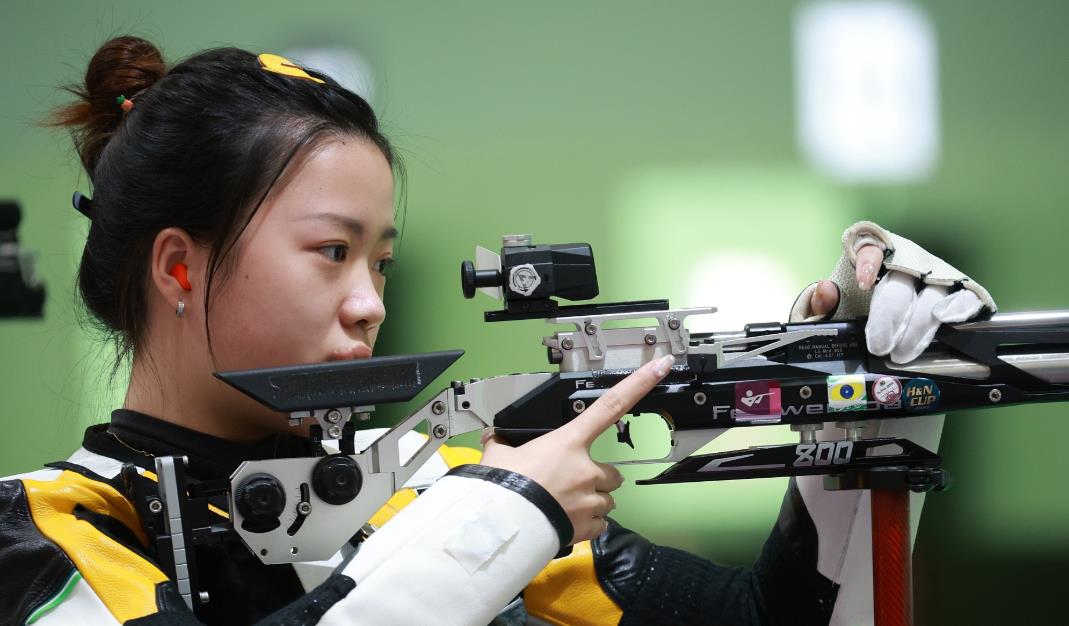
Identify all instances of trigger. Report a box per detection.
[616,420,635,449]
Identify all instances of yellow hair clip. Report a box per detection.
[258,53,326,84]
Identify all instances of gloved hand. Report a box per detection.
[791,221,996,364]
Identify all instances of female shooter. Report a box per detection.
[0,36,990,626]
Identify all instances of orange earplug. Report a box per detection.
[169,263,192,292]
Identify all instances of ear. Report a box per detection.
[149,227,203,309]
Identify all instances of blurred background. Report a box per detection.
[1,1,1066,623]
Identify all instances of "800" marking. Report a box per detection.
[794,441,854,467]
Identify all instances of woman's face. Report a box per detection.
[208,137,396,373]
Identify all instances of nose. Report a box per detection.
[338,275,386,333]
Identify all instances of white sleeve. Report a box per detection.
[321,472,563,626]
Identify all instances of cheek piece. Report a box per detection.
[168,263,193,292]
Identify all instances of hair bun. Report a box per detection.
[49,36,167,175]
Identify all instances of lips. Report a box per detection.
[328,343,373,361]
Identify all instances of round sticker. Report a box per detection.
[508,264,541,296]
[872,376,903,405]
[903,378,940,411]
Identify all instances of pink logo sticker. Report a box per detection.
[873,376,903,405]
[735,381,782,417]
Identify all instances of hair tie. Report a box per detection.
[116,95,134,112]
[72,191,93,219]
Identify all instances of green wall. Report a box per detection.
[2,1,1067,622]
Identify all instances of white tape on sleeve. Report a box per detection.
[444,505,521,574]
[324,475,557,625]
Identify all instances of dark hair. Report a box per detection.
[50,36,398,361]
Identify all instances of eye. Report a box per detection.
[319,245,348,263]
[374,258,396,277]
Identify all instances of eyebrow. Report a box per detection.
[297,212,399,241]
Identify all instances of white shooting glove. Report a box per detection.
[791,221,997,363]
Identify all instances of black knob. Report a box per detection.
[460,260,501,299]
[461,260,477,298]
[234,473,286,532]
[312,455,362,505]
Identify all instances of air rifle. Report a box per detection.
[142,234,1069,612]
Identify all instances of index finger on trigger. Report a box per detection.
[562,354,675,447]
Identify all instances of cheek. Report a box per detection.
[208,257,337,368]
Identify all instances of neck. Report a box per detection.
[125,298,302,442]
[124,351,284,444]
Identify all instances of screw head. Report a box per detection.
[585,323,598,335]
[297,501,312,516]
[989,388,1002,403]
[148,498,163,514]
[667,317,681,330]
[572,399,587,413]
[561,338,574,350]
[693,392,707,406]
[644,333,657,345]
[325,409,344,424]
[432,400,446,415]
[800,386,812,399]
[432,424,448,438]
[327,425,344,439]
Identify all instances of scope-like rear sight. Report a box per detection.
[461,235,599,321]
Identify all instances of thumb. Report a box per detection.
[480,432,511,451]
[479,432,513,466]
[809,280,839,318]
[562,354,674,447]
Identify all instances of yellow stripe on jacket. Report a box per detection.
[23,470,168,623]
[524,540,624,626]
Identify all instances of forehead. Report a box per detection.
[263,136,396,228]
